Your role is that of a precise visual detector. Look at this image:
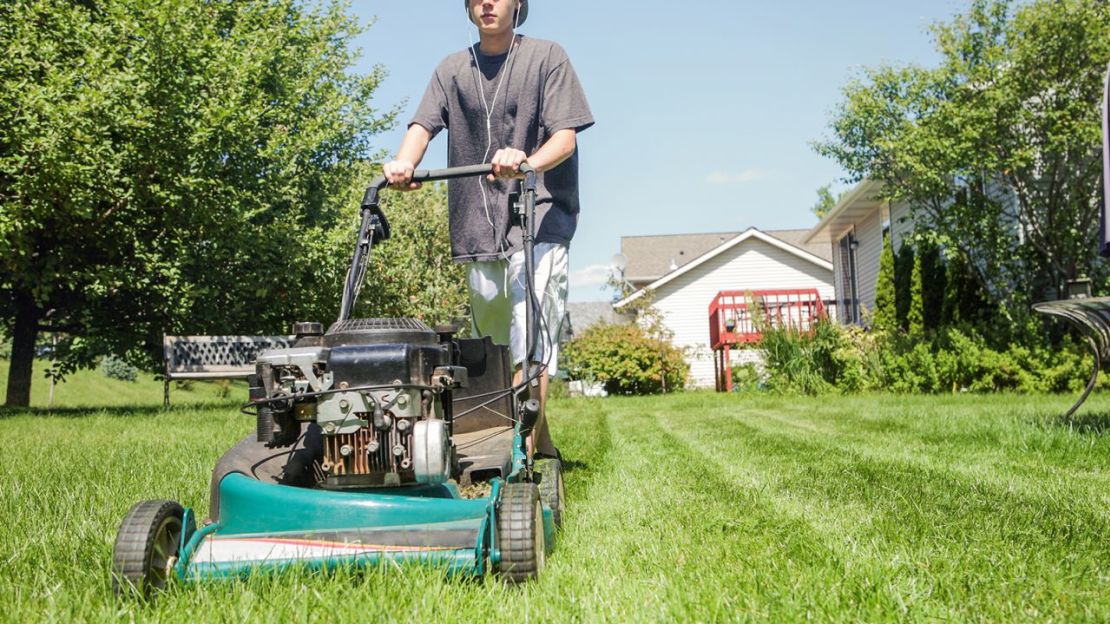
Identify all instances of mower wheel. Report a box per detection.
[497,482,545,583]
[534,459,565,528]
[111,500,184,598]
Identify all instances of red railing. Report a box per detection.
[709,289,827,391]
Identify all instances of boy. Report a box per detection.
[383,0,592,459]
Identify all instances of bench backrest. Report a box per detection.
[164,335,295,379]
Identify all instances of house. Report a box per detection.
[614,228,835,388]
[802,180,915,324]
[563,301,631,341]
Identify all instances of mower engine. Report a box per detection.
[251,318,467,489]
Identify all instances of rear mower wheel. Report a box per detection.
[534,458,565,528]
[497,482,545,583]
[111,500,184,598]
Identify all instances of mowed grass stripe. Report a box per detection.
[666,399,1110,620]
[735,394,1110,507]
[549,401,924,622]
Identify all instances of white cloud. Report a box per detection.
[706,169,768,185]
[570,263,613,288]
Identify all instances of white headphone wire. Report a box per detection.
[467,3,522,256]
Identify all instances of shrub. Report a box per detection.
[99,355,138,382]
[754,321,1090,396]
[563,323,688,395]
[728,362,764,393]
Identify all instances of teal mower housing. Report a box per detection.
[111,165,564,596]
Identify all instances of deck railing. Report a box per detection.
[709,289,827,391]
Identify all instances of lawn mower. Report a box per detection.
[111,164,564,596]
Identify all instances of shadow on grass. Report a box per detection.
[1052,410,1110,435]
[0,403,239,419]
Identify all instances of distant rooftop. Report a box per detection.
[621,228,831,285]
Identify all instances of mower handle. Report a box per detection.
[367,162,535,192]
[342,162,538,323]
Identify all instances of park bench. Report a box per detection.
[1031,63,1110,417]
[162,335,294,407]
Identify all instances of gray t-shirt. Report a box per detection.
[411,36,594,262]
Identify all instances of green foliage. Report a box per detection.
[873,234,897,332]
[811,184,838,219]
[894,242,914,330]
[942,251,989,327]
[815,0,1110,318]
[357,184,469,327]
[98,355,137,383]
[755,321,1090,395]
[761,321,875,395]
[918,239,946,330]
[728,362,764,393]
[0,0,396,403]
[562,323,688,395]
[907,251,925,336]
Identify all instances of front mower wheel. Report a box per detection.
[534,459,565,528]
[111,500,184,598]
[497,483,545,583]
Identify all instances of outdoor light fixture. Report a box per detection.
[1067,277,1093,299]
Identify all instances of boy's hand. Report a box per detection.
[489,148,529,181]
[383,160,421,190]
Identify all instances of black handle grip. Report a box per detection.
[368,163,535,193]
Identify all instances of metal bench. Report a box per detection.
[163,335,294,407]
[1031,63,1110,417]
[1033,297,1110,417]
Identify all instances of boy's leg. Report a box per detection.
[509,243,569,458]
[467,259,512,346]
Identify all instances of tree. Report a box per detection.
[908,251,925,336]
[811,185,837,220]
[917,239,946,330]
[815,0,1110,320]
[873,233,897,332]
[360,184,470,327]
[0,0,395,406]
[894,242,915,330]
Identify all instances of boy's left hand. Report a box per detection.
[489,148,529,181]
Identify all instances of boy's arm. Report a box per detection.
[383,124,433,190]
[489,128,577,180]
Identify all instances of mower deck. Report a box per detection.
[180,474,497,578]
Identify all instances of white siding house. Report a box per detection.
[806,180,915,324]
[616,228,835,388]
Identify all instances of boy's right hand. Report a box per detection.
[383,160,421,191]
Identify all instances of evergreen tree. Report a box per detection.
[908,251,925,336]
[919,240,946,330]
[873,233,897,332]
[894,242,915,331]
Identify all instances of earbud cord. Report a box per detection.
[468,6,522,257]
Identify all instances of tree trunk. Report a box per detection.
[5,290,39,407]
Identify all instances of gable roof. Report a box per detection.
[621,228,831,284]
[615,227,835,308]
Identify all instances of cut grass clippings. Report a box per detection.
[1,375,1109,621]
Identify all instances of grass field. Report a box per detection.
[2,363,1110,622]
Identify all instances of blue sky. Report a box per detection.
[351,0,967,301]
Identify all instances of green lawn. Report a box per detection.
[2,366,1110,622]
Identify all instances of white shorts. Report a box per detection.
[467,243,569,373]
